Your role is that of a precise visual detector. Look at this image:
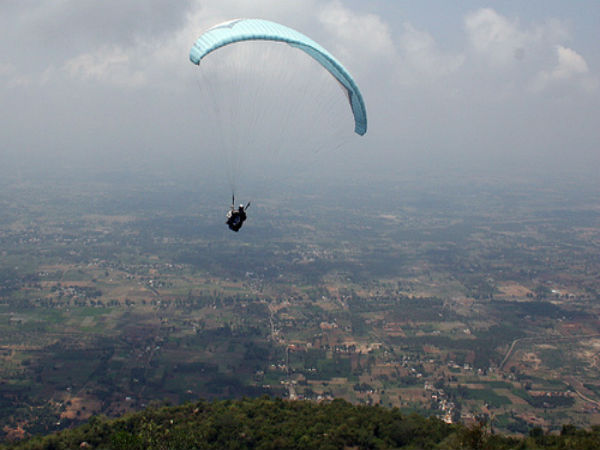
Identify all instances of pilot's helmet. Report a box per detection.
[239,204,245,210]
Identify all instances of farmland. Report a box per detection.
[1,165,600,440]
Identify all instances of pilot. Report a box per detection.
[226,202,248,232]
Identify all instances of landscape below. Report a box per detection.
[1,165,599,443]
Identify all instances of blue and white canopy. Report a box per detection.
[190,18,367,136]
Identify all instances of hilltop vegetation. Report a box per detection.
[3,397,600,450]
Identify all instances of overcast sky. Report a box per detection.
[1,0,599,184]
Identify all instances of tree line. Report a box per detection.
[3,397,600,449]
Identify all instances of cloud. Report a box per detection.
[465,8,528,67]
[396,23,464,84]
[318,0,394,72]
[464,8,568,68]
[532,45,597,92]
[64,46,146,87]
[462,7,598,96]
[318,1,463,87]
[553,45,589,79]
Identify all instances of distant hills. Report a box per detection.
[3,397,599,450]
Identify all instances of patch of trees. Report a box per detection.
[492,300,588,320]
[5,397,600,450]
[526,394,575,409]
[0,268,39,297]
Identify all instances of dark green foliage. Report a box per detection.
[3,397,600,450]
[512,390,575,409]
[526,395,575,409]
[446,386,511,408]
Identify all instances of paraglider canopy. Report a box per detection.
[190,18,367,136]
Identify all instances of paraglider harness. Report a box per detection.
[226,195,250,232]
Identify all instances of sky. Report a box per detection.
[1,0,599,184]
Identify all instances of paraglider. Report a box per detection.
[189,18,367,231]
[226,196,250,232]
[190,18,367,135]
